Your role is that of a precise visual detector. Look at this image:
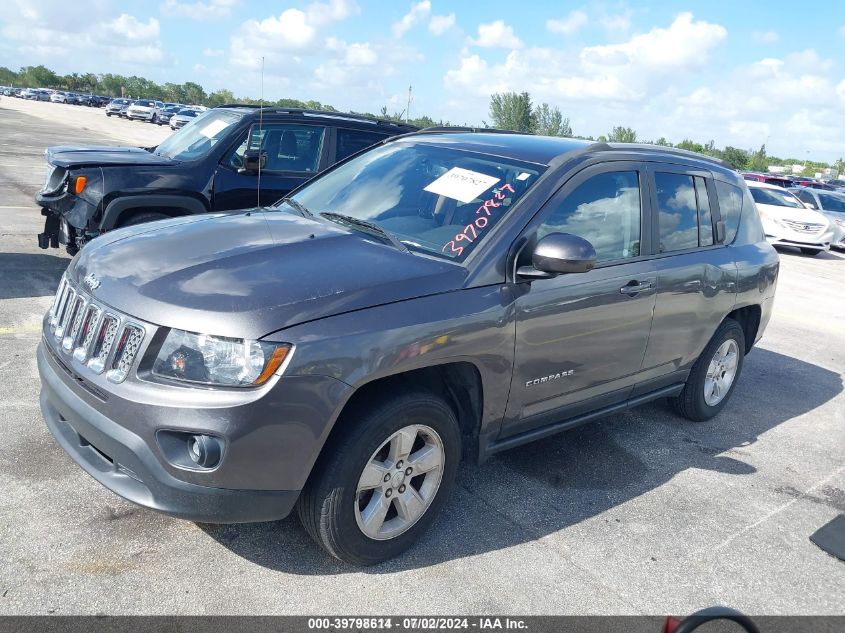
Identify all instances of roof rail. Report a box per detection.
[604,142,733,169]
[417,126,525,135]
[212,104,417,129]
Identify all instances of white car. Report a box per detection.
[789,186,845,250]
[126,99,164,123]
[747,181,833,256]
[49,91,67,103]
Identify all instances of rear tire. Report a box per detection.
[298,391,461,565]
[671,319,745,422]
[800,247,821,256]
[118,211,170,227]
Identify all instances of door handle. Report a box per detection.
[620,281,653,295]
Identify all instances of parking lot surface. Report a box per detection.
[1,99,843,615]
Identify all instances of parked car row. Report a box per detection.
[745,180,845,255]
[104,98,205,129]
[743,171,845,192]
[2,86,111,106]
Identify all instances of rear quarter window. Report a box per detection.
[714,180,743,243]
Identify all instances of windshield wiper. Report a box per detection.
[278,197,313,218]
[320,212,409,253]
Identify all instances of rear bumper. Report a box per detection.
[38,342,301,523]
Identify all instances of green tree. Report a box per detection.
[721,146,750,170]
[533,103,572,137]
[652,137,672,146]
[834,157,845,176]
[19,65,60,88]
[676,139,705,153]
[207,89,235,107]
[748,144,767,172]
[607,126,637,143]
[488,91,535,133]
[0,66,18,85]
[183,81,206,105]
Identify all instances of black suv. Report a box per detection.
[35,106,416,253]
[38,132,778,564]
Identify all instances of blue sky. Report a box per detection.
[2,0,845,161]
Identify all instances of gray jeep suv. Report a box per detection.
[38,131,778,564]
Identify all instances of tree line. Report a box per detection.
[486,91,843,175]
[2,65,840,173]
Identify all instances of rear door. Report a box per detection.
[502,162,658,438]
[213,121,329,210]
[635,166,737,394]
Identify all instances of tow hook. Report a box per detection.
[38,212,60,249]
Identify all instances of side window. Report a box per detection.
[538,171,641,262]
[227,124,326,173]
[655,172,698,252]
[695,176,714,246]
[336,129,389,162]
[714,180,743,243]
[795,189,817,207]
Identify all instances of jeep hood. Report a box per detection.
[70,211,466,339]
[47,145,172,168]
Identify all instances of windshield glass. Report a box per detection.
[749,186,804,208]
[817,192,845,212]
[154,110,244,160]
[283,141,545,261]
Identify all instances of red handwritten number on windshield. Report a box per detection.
[442,183,516,257]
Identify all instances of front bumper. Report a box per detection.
[37,338,352,523]
[128,110,154,121]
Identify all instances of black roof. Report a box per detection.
[398,131,732,171]
[215,105,417,131]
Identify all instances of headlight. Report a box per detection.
[152,329,292,387]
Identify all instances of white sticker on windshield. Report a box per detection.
[424,167,500,203]
[198,119,228,138]
[516,172,531,181]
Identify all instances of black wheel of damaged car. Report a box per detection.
[298,392,461,565]
[119,211,171,227]
[671,318,745,422]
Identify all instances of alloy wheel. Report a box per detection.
[704,339,739,406]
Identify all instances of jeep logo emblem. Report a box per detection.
[83,273,101,291]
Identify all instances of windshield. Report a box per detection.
[817,192,845,212]
[154,110,244,160]
[283,141,545,261]
[749,186,804,208]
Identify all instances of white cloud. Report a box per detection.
[752,30,779,44]
[469,20,523,49]
[839,25,845,37]
[160,0,239,20]
[600,10,633,33]
[203,48,224,57]
[429,13,456,36]
[105,14,160,40]
[306,0,360,26]
[546,10,588,35]
[392,1,431,38]
[0,2,167,69]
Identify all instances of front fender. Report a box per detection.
[100,194,210,230]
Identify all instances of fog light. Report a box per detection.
[187,434,221,469]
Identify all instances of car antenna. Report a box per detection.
[257,55,264,209]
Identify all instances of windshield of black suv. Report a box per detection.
[282,141,545,261]
[154,109,244,161]
[817,192,845,212]
[749,186,804,208]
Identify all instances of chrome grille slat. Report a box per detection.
[54,288,77,340]
[47,278,147,381]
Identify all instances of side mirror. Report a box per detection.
[517,233,597,279]
[240,148,266,174]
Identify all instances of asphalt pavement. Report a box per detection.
[0,100,843,615]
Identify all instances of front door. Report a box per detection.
[213,123,328,210]
[502,165,657,438]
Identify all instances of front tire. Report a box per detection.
[118,211,170,227]
[671,319,745,422]
[298,392,461,565]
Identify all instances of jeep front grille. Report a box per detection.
[47,275,147,384]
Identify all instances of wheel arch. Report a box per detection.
[322,361,485,466]
[100,195,209,230]
[725,304,761,354]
